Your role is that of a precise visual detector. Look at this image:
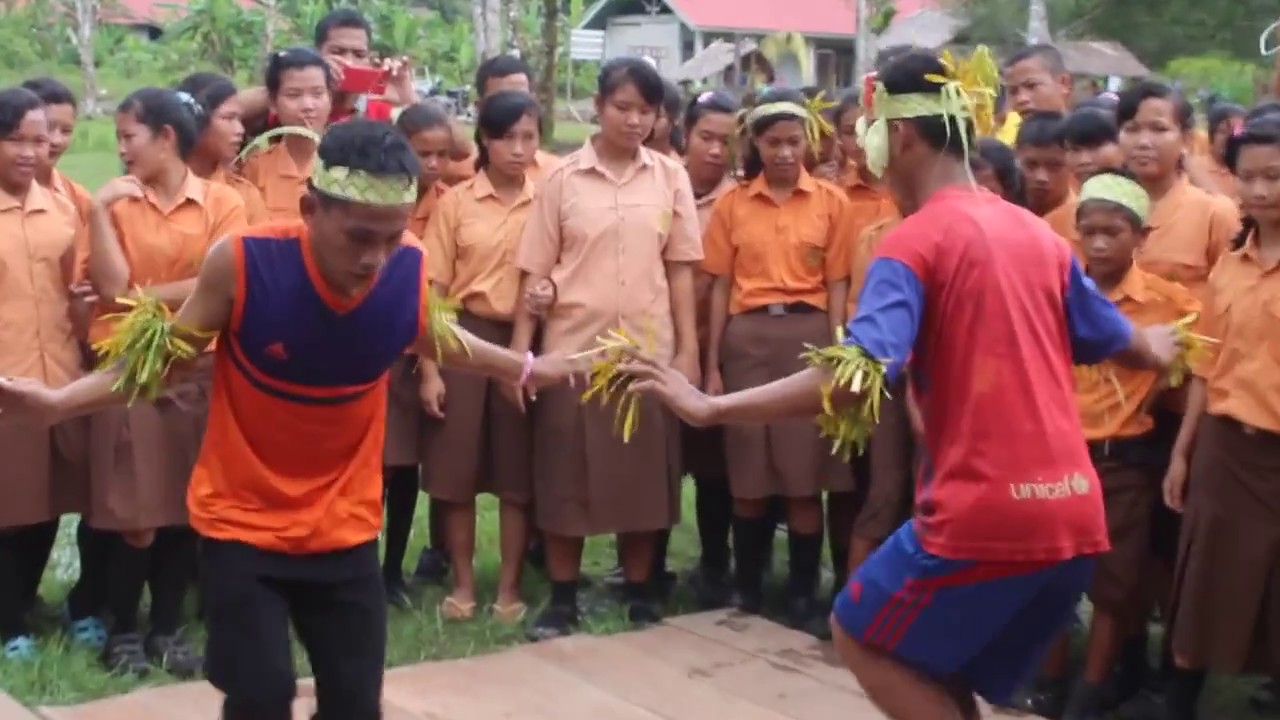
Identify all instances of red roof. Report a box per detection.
[105,0,255,26]
[669,0,938,36]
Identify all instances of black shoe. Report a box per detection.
[103,632,151,677]
[627,600,662,628]
[731,586,764,615]
[651,569,677,600]
[144,632,203,679]
[526,604,579,642]
[385,576,413,609]
[1016,678,1068,720]
[688,565,733,610]
[784,596,830,639]
[1250,680,1280,715]
[1062,680,1106,720]
[412,548,450,585]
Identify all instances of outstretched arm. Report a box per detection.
[1063,258,1174,370]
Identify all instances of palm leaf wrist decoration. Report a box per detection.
[92,294,211,403]
[801,329,890,460]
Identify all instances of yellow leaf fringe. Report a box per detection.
[801,335,890,461]
[1168,312,1217,388]
[91,294,204,404]
[425,289,470,362]
[579,329,643,443]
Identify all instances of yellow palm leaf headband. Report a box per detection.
[236,125,418,206]
[855,45,1001,179]
[744,93,837,150]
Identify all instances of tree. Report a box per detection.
[64,0,100,114]
[472,0,501,60]
[1025,0,1049,44]
[537,0,559,142]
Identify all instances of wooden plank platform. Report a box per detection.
[26,610,1038,719]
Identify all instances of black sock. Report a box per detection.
[0,528,34,640]
[17,521,58,614]
[427,495,446,553]
[147,527,195,636]
[382,466,418,583]
[731,515,770,594]
[1063,679,1104,719]
[786,529,823,598]
[623,581,651,605]
[67,521,109,620]
[549,580,578,608]
[1164,667,1206,720]
[695,477,731,573]
[106,536,150,636]
[652,530,671,576]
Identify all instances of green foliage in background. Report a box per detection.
[1164,55,1266,106]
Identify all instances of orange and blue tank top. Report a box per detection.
[187,221,428,554]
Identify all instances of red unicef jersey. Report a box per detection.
[879,187,1108,563]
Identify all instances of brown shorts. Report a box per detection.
[851,382,915,541]
[1088,459,1157,623]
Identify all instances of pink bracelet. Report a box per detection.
[517,351,535,387]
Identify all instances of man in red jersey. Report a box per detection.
[618,50,1180,719]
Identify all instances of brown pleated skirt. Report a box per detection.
[87,355,213,532]
[720,311,852,499]
[1088,459,1157,623]
[1168,414,1280,674]
[384,356,424,467]
[531,384,681,537]
[852,381,915,541]
[0,417,89,529]
[421,313,531,504]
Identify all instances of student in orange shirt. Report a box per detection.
[970,137,1025,203]
[240,48,333,221]
[701,87,852,634]
[396,101,451,239]
[1016,111,1080,250]
[678,89,740,608]
[1002,44,1073,116]
[1156,116,1280,720]
[0,87,89,662]
[512,57,702,640]
[0,119,581,720]
[1192,101,1245,201]
[1019,170,1199,720]
[1062,106,1126,185]
[86,88,247,677]
[176,73,269,224]
[20,78,92,223]
[420,90,542,623]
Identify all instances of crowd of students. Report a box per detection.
[0,8,1278,719]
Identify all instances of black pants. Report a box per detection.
[202,538,387,720]
[0,520,59,641]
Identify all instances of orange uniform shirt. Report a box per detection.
[407,181,446,240]
[240,141,312,221]
[1073,266,1200,440]
[694,176,737,352]
[1187,154,1239,204]
[1195,234,1280,434]
[1041,192,1081,260]
[89,172,246,342]
[425,171,535,320]
[701,171,852,315]
[515,141,702,362]
[1136,177,1239,298]
[210,165,270,225]
[0,182,83,388]
[444,148,560,187]
[189,224,430,553]
[46,169,93,283]
[848,215,901,317]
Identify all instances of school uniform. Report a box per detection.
[210,165,270,225]
[701,170,853,500]
[1040,192,1082,260]
[845,216,915,544]
[1072,266,1199,623]
[515,141,702,538]
[444,149,560,187]
[420,171,535,503]
[240,141,312,221]
[1188,155,1239,204]
[1167,235,1280,675]
[1136,177,1239,299]
[195,223,429,718]
[0,182,89,642]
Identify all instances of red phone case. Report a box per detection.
[340,65,388,95]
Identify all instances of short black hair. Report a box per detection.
[1247,101,1280,123]
[875,45,915,71]
[1206,102,1246,138]
[1015,110,1066,149]
[313,7,370,48]
[743,87,808,180]
[117,87,202,159]
[835,88,861,126]
[970,137,1023,205]
[1004,44,1067,75]
[1075,94,1117,115]
[878,50,973,159]
[659,79,685,152]
[596,57,664,108]
[683,89,738,133]
[311,119,419,206]
[1227,117,1280,250]
[474,54,533,96]
[1076,167,1145,230]
[1115,81,1194,131]
[475,90,541,171]
[19,77,76,108]
[266,47,333,98]
[394,100,451,138]
[1062,107,1118,149]
[175,72,237,135]
[0,86,44,138]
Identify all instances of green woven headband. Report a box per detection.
[1078,174,1150,223]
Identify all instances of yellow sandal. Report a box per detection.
[440,596,476,621]
[490,601,528,625]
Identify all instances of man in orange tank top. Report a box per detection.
[0,120,581,720]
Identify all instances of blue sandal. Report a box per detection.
[67,616,108,650]
[3,635,38,661]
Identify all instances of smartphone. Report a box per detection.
[339,65,388,95]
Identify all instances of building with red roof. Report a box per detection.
[579,0,940,87]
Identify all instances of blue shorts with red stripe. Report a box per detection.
[831,522,1095,705]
